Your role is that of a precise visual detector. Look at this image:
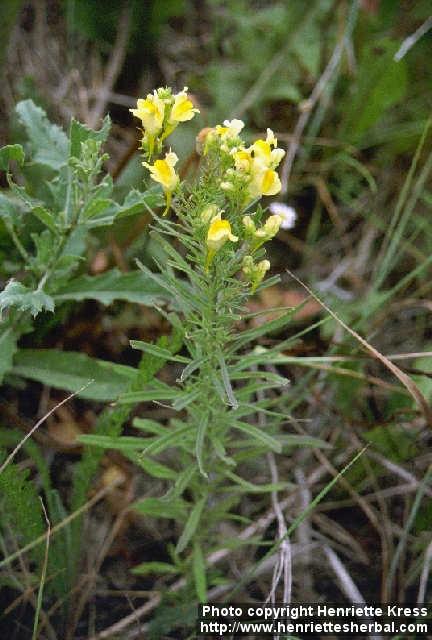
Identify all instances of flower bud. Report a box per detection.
[200,204,220,224]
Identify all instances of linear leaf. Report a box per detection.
[223,470,290,493]
[130,340,189,363]
[131,561,179,576]
[132,418,166,435]
[128,453,177,480]
[193,542,207,603]
[134,496,188,521]
[77,435,146,450]
[176,497,206,554]
[195,413,209,478]
[142,423,195,456]
[231,420,282,453]
[118,385,181,404]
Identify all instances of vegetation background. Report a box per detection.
[0,0,431,638]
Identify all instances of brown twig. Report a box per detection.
[287,269,432,427]
[88,6,132,128]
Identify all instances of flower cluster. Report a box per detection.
[136,87,288,293]
[204,122,285,205]
[233,128,285,202]
[130,87,199,158]
[132,87,198,215]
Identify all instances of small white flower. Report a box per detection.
[269,202,297,230]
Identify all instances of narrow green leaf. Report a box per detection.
[78,435,146,450]
[176,497,206,554]
[132,418,166,435]
[163,466,197,501]
[142,423,195,456]
[128,453,177,480]
[179,358,206,383]
[223,470,290,494]
[172,387,201,411]
[130,340,189,363]
[192,542,207,603]
[119,386,181,404]
[232,304,306,350]
[131,561,179,576]
[134,496,188,521]
[195,413,209,478]
[277,434,331,449]
[217,353,238,409]
[231,420,282,453]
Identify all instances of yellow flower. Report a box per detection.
[265,128,277,146]
[249,129,285,176]
[255,214,283,240]
[215,119,245,139]
[228,131,284,203]
[243,214,282,250]
[169,87,199,124]
[233,149,253,173]
[205,119,245,154]
[143,151,179,216]
[259,167,282,196]
[130,93,165,136]
[207,214,238,251]
[206,213,238,270]
[144,151,179,191]
[242,255,270,292]
[200,203,220,224]
[250,129,276,160]
[248,161,282,198]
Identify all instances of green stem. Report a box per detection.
[5,220,29,262]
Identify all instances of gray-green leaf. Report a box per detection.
[0,281,54,318]
[12,349,136,400]
[53,269,167,305]
[15,100,68,169]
